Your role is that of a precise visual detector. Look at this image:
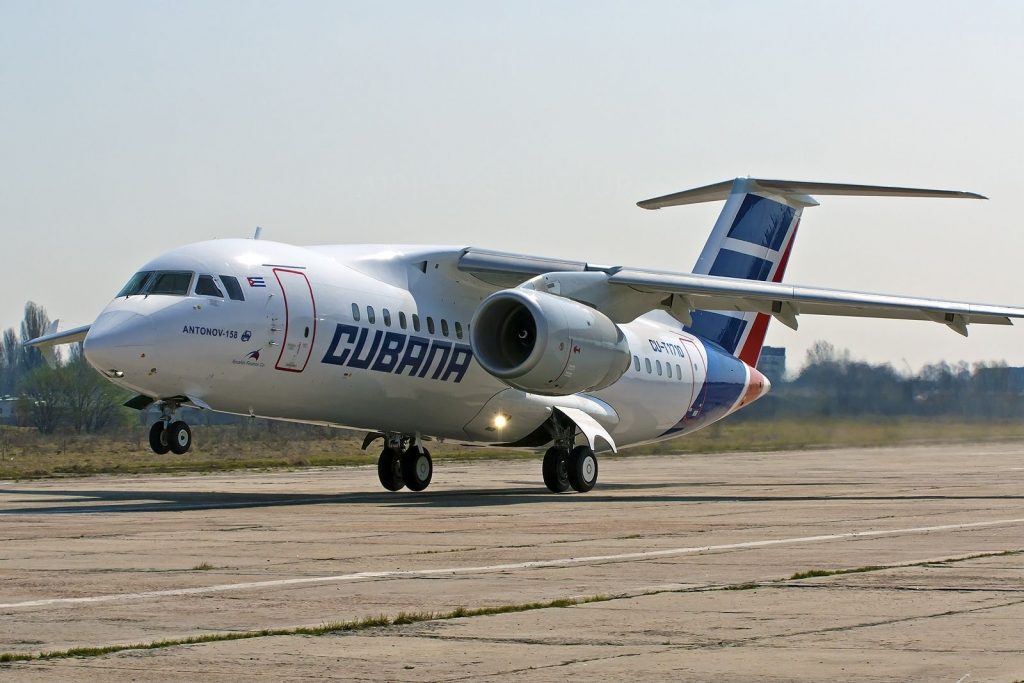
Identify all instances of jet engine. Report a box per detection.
[470,289,630,396]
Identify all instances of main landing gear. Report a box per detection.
[148,402,193,455]
[376,435,433,492]
[543,444,598,493]
[542,419,598,493]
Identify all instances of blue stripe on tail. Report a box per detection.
[685,191,798,354]
[708,250,774,280]
[726,194,796,250]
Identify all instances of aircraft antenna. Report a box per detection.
[253,226,263,240]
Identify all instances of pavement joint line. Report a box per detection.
[3,516,1024,610]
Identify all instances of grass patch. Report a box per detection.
[191,562,215,571]
[788,550,1023,582]
[3,547,1019,665]
[0,594,613,665]
[4,417,1024,480]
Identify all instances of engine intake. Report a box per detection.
[470,289,630,396]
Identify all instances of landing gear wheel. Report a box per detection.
[542,447,570,493]
[377,447,405,491]
[567,445,598,493]
[167,421,192,455]
[148,422,170,455]
[401,446,433,492]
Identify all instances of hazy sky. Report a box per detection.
[2,1,1022,372]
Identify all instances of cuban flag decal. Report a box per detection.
[247,276,266,288]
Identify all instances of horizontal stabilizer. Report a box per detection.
[637,178,986,210]
[25,322,90,348]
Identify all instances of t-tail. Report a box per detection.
[638,178,985,366]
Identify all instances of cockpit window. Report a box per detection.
[117,271,154,297]
[148,271,194,296]
[195,275,224,298]
[220,276,245,301]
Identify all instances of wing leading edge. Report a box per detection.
[457,248,1024,336]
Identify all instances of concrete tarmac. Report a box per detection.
[2,443,1024,681]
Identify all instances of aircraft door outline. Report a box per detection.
[273,268,317,373]
[680,338,708,420]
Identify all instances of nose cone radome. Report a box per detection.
[83,310,157,377]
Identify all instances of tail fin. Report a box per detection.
[638,178,985,366]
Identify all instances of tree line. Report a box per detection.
[2,303,1022,436]
[745,340,1024,420]
[1,302,126,434]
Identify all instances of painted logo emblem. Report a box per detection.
[241,330,252,342]
[247,350,261,361]
[247,276,266,288]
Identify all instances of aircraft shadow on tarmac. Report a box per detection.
[2,483,1024,515]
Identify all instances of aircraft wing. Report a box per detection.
[458,248,1024,336]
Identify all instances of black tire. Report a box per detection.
[148,422,170,455]
[167,421,192,455]
[567,445,598,493]
[401,446,432,492]
[542,447,570,493]
[378,447,405,491]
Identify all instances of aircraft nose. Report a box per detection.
[83,310,157,376]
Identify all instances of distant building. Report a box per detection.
[0,396,19,425]
[757,346,786,385]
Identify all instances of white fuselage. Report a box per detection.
[83,239,766,450]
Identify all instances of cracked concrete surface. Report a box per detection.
[2,443,1024,681]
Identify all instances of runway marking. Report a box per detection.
[4,516,1023,610]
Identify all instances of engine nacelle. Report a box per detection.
[470,289,631,396]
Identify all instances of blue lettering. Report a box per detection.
[441,345,473,383]
[322,324,358,366]
[319,323,476,383]
[395,336,430,376]
[371,332,406,373]
[347,328,382,369]
[423,341,453,379]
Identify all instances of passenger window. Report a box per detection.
[455,322,463,339]
[645,358,652,374]
[352,303,360,321]
[427,317,435,334]
[117,271,154,297]
[220,276,245,301]
[441,319,449,337]
[667,363,673,379]
[399,311,407,329]
[412,314,421,332]
[367,306,376,324]
[383,309,392,327]
[656,360,663,376]
[633,355,640,372]
[676,364,682,379]
[149,271,193,296]
[195,275,223,298]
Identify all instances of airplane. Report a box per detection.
[27,178,1024,494]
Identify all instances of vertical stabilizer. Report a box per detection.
[635,177,985,365]
[685,178,808,365]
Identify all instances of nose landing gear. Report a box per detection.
[374,434,433,492]
[147,402,193,455]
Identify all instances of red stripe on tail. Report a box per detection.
[736,218,800,366]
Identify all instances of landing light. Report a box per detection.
[492,414,509,429]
